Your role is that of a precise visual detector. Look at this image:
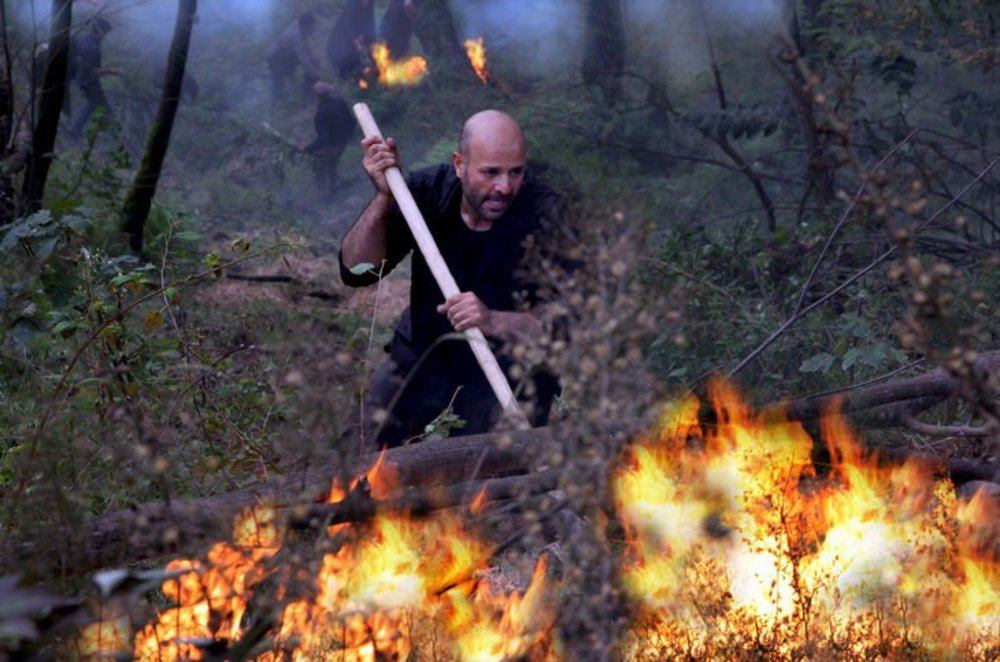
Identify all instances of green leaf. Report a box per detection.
[349,262,376,276]
[800,352,835,374]
[838,314,871,338]
[35,236,59,262]
[51,319,86,338]
[841,347,862,371]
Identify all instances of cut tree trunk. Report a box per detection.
[120,0,196,253]
[19,0,72,215]
[781,350,1000,428]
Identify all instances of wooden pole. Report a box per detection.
[351,102,529,429]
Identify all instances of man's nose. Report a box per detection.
[494,175,511,195]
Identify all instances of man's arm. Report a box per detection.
[340,191,393,269]
[340,135,400,276]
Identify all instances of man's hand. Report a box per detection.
[437,292,492,333]
[361,135,399,196]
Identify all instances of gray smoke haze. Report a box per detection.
[449,0,787,79]
[12,0,279,50]
[449,0,585,77]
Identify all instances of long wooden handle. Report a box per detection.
[352,103,529,430]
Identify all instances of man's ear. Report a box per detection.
[451,151,465,178]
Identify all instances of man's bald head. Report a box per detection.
[457,110,525,159]
[452,110,528,226]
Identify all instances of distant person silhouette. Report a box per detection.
[326,0,375,81]
[304,82,354,199]
[266,12,322,101]
[69,17,116,140]
[379,0,416,58]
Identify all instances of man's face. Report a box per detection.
[453,134,526,223]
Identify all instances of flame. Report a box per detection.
[76,380,1000,659]
[98,457,554,660]
[615,380,1000,658]
[74,616,131,659]
[132,506,280,661]
[365,41,428,87]
[464,37,489,84]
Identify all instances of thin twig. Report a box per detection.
[728,158,998,378]
[793,127,922,317]
[797,358,926,400]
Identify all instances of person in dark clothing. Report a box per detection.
[69,17,115,140]
[267,12,322,101]
[326,0,375,81]
[379,0,416,58]
[304,81,354,198]
[339,110,565,448]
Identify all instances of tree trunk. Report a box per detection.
[120,0,197,253]
[581,0,626,105]
[0,8,15,223]
[19,0,72,216]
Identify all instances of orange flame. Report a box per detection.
[365,41,428,87]
[92,463,554,660]
[74,616,131,659]
[615,380,1000,658]
[464,37,489,84]
[76,380,1000,659]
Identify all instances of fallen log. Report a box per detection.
[5,352,997,577]
[0,427,554,576]
[288,468,562,530]
[782,350,1000,428]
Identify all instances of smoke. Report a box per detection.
[627,0,788,76]
[448,0,786,80]
[448,0,585,77]
[628,0,785,31]
[12,0,280,49]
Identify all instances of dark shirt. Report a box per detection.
[73,33,102,87]
[327,0,376,71]
[340,164,562,376]
[305,94,354,153]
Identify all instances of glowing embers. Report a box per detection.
[614,381,1000,659]
[464,37,489,84]
[360,41,428,88]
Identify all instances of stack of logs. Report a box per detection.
[1,351,997,576]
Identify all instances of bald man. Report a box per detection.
[340,110,565,447]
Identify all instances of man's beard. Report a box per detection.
[467,190,513,221]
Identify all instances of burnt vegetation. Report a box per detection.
[0,0,998,659]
